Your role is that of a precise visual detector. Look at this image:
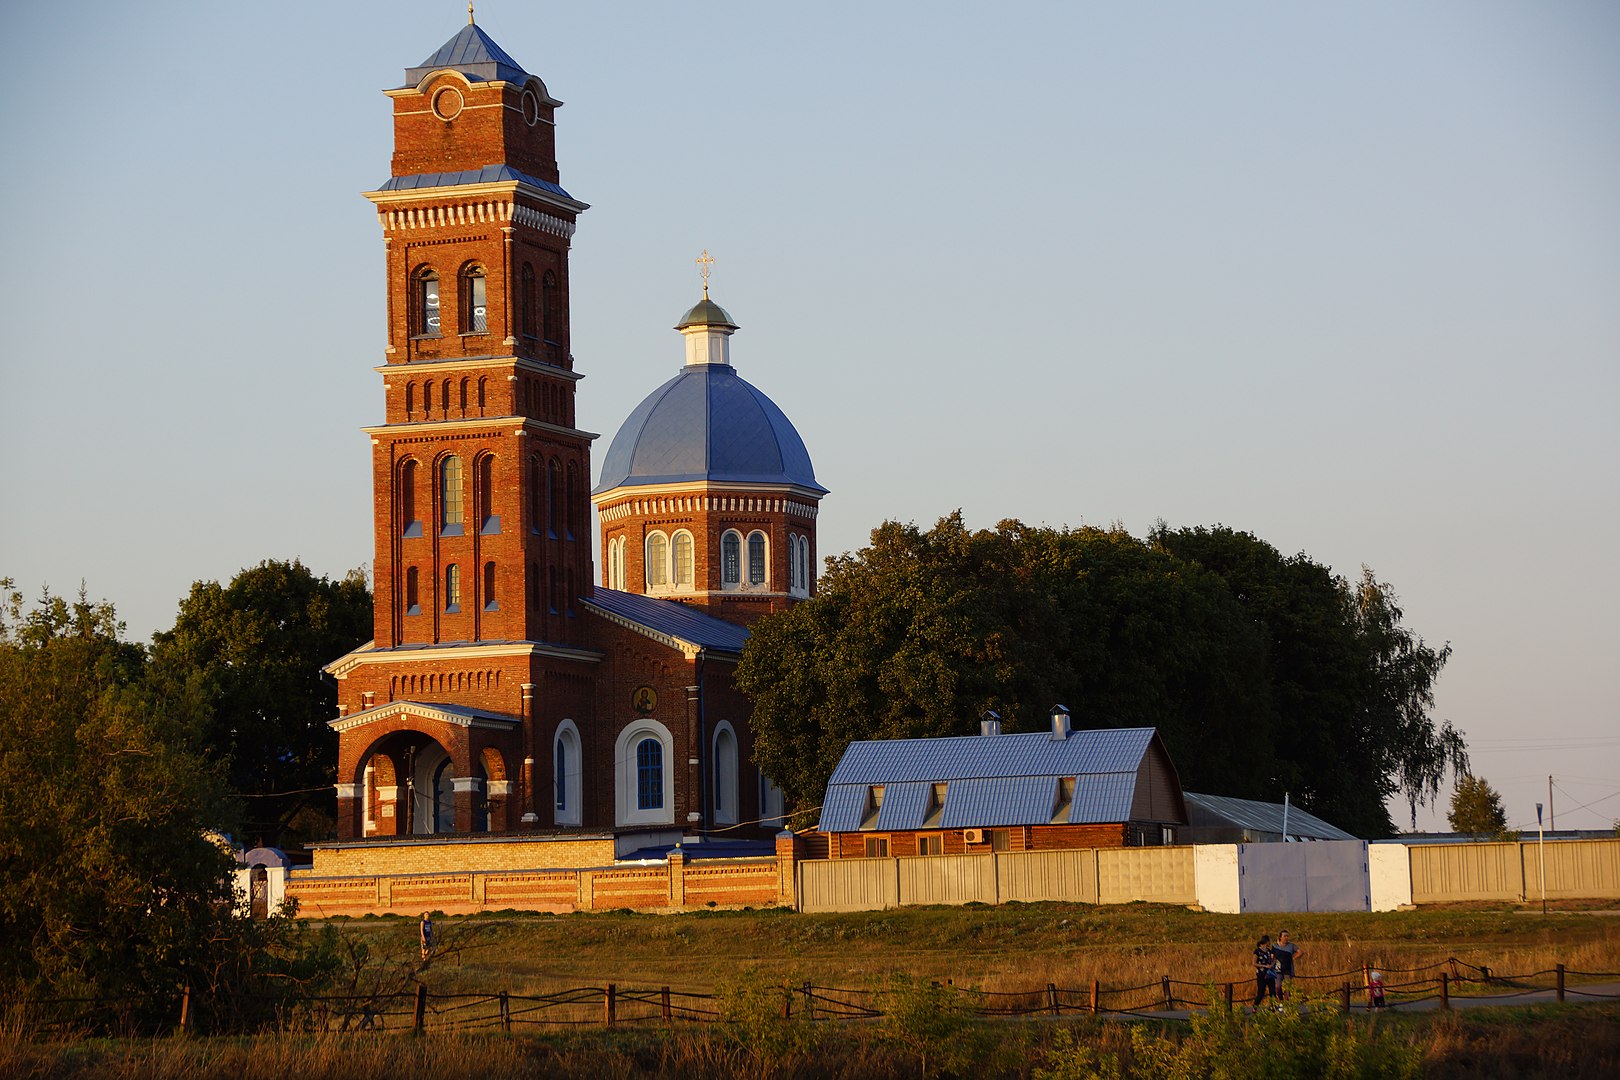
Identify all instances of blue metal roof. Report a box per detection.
[405,24,529,86]
[828,728,1157,786]
[583,588,750,654]
[594,362,826,495]
[818,728,1159,832]
[374,164,575,203]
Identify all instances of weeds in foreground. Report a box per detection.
[1036,991,1422,1080]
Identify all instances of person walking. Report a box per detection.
[420,912,435,960]
[1272,929,1301,1000]
[1252,935,1278,1008]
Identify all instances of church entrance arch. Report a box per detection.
[357,731,459,836]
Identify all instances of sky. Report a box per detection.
[1,2,1616,833]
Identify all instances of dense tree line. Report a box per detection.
[737,515,1464,837]
[0,563,369,1017]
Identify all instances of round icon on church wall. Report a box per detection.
[432,87,464,121]
[632,686,657,715]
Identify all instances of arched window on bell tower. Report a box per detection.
[542,270,560,358]
[721,530,742,590]
[400,459,421,538]
[440,455,464,535]
[414,268,441,337]
[460,264,487,334]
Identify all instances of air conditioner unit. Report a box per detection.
[963,828,985,844]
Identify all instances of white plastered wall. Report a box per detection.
[1194,844,1241,913]
[1368,843,1412,911]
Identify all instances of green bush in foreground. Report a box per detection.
[1036,993,1421,1080]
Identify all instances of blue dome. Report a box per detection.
[594,364,827,495]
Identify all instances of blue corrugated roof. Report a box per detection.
[582,589,750,654]
[828,728,1156,786]
[875,782,932,831]
[818,728,1159,832]
[405,24,529,86]
[374,164,575,202]
[593,351,826,496]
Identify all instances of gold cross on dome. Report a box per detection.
[696,250,715,298]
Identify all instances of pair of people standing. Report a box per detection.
[1251,930,1301,1007]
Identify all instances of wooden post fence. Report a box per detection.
[1224,982,1234,1013]
[1048,983,1060,1015]
[1090,979,1100,1015]
[1557,965,1565,1003]
[605,983,617,1026]
[1162,975,1173,1011]
[782,982,792,1020]
[499,991,510,1031]
[1439,971,1449,1010]
[1341,982,1351,1013]
[661,986,672,1022]
[804,981,814,1021]
[178,986,191,1033]
[413,984,427,1032]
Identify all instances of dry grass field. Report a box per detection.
[6,901,1619,1078]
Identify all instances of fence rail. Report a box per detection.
[13,958,1619,1038]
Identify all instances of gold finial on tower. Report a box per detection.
[696,249,715,298]
[468,3,476,25]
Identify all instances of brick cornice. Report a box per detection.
[594,482,822,521]
[324,640,602,681]
[361,416,599,442]
[364,182,586,222]
[328,699,522,734]
[375,356,584,382]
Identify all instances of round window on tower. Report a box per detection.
[521,89,541,126]
[432,87,464,122]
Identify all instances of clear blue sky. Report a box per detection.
[2,2,1616,832]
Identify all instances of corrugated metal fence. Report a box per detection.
[1408,838,1620,904]
[798,839,1620,914]
[798,847,1196,913]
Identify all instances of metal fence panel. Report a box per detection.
[898,854,998,905]
[997,849,1100,904]
[1096,847,1196,904]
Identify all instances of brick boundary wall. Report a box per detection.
[285,832,800,917]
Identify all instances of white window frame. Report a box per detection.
[614,719,675,826]
[645,531,670,590]
[712,721,739,826]
[671,529,696,591]
[553,719,582,826]
[721,530,743,591]
[747,530,769,587]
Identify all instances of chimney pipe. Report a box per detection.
[979,710,1001,737]
[1050,704,1071,741]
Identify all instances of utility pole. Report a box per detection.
[1549,775,1555,832]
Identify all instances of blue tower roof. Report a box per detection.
[594,363,826,495]
[405,23,529,86]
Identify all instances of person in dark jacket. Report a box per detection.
[1253,935,1279,1008]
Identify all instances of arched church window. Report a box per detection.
[459,378,469,415]
[520,264,537,339]
[405,566,420,615]
[713,723,739,825]
[646,532,669,588]
[445,564,461,612]
[483,562,497,610]
[415,268,441,337]
[566,462,579,540]
[461,265,487,333]
[440,456,464,533]
[636,738,663,811]
[405,382,415,419]
[422,380,433,415]
[722,531,741,588]
[672,531,694,587]
[748,531,767,586]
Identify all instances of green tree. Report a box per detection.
[149,560,372,847]
[0,579,232,1018]
[1447,773,1509,838]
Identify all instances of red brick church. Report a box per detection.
[322,18,825,859]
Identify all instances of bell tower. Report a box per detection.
[361,18,594,652]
